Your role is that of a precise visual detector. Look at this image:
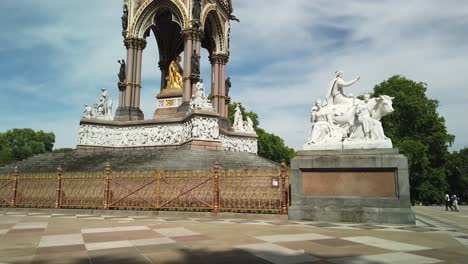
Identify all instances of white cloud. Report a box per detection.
[1,0,467,151]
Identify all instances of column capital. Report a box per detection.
[181,28,204,41]
[211,54,229,64]
[124,38,147,50]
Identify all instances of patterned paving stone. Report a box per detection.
[38,234,84,247]
[328,252,442,264]
[277,240,391,260]
[255,233,333,243]
[153,227,200,237]
[0,208,467,263]
[81,226,150,234]
[342,236,431,251]
[236,242,320,264]
[12,222,48,229]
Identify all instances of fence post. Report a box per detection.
[280,161,288,215]
[156,171,161,210]
[212,162,220,214]
[54,165,63,209]
[10,166,19,208]
[103,163,111,209]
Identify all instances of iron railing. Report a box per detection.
[0,162,289,214]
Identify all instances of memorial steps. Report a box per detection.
[0,149,279,174]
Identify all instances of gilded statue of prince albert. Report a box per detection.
[165,56,183,90]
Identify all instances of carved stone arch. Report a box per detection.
[131,0,188,39]
[201,9,225,54]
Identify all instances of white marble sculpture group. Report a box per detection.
[232,104,255,133]
[304,71,394,150]
[78,117,258,153]
[82,88,113,120]
[189,82,214,111]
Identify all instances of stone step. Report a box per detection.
[0,149,279,174]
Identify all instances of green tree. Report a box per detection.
[228,103,296,164]
[445,148,468,203]
[371,76,454,204]
[0,128,55,166]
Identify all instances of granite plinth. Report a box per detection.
[114,107,144,121]
[289,149,415,224]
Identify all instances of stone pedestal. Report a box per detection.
[114,107,144,121]
[154,89,183,117]
[289,149,415,224]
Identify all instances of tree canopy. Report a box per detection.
[445,148,468,203]
[371,75,455,204]
[0,128,55,166]
[228,103,296,164]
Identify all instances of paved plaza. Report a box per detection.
[0,207,467,264]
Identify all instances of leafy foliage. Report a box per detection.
[371,76,454,204]
[0,128,55,166]
[445,148,468,204]
[228,103,296,164]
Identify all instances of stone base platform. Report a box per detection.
[289,149,415,224]
[0,149,278,173]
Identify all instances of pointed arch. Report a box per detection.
[202,8,225,54]
[130,0,188,39]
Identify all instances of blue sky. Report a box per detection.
[1,0,467,151]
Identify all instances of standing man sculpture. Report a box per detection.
[121,5,128,32]
[118,60,126,83]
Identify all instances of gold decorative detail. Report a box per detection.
[0,167,288,213]
[164,56,183,90]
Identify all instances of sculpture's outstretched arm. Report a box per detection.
[337,76,360,87]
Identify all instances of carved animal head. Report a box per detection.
[374,95,394,119]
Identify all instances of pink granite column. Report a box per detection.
[182,30,193,102]
[191,38,203,97]
[134,39,146,109]
[124,39,135,108]
[220,59,227,117]
[211,56,220,113]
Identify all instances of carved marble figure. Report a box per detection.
[325,70,360,106]
[233,104,243,131]
[246,117,254,132]
[305,99,341,146]
[83,104,93,118]
[304,71,394,150]
[82,88,114,120]
[189,81,213,110]
[348,94,391,141]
